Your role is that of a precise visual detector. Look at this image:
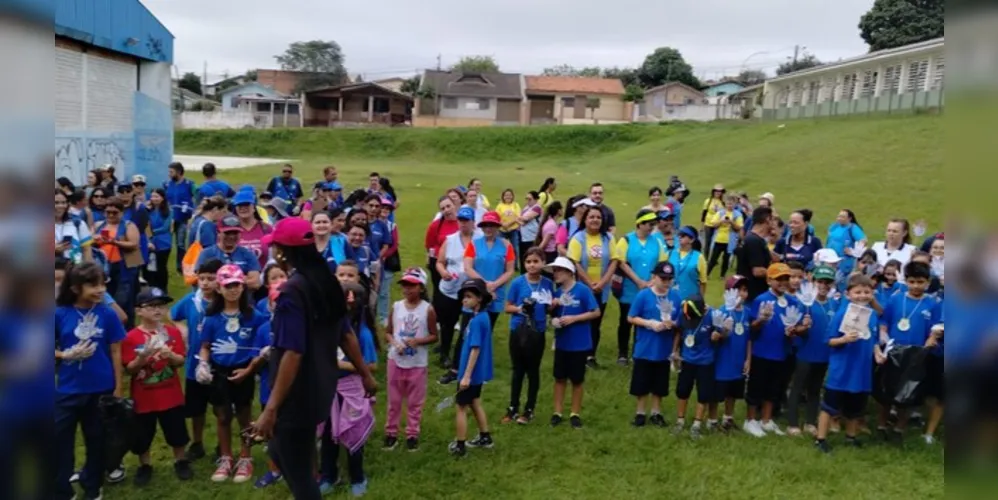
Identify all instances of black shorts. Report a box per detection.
[456,384,483,406]
[209,363,256,410]
[923,354,944,402]
[629,359,671,397]
[821,389,869,420]
[184,377,212,418]
[676,362,715,404]
[131,406,190,454]
[746,356,785,405]
[715,378,746,401]
[553,350,587,385]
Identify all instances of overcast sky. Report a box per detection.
[144,0,875,84]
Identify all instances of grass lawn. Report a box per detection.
[88,115,943,499]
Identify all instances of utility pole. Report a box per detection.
[202,61,207,95]
[791,45,801,69]
[436,54,442,71]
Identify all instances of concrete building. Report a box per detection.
[53,0,174,187]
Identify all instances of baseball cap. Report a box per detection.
[116,182,133,193]
[657,208,674,220]
[652,262,675,278]
[678,226,698,240]
[261,217,315,247]
[759,192,775,203]
[135,287,173,307]
[398,267,428,286]
[478,211,502,227]
[459,278,492,306]
[218,215,241,233]
[814,248,842,265]
[326,181,342,191]
[767,263,792,280]
[457,206,475,221]
[725,275,748,290]
[232,191,255,206]
[217,264,245,286]
[545,256,576,274]
[812,265,836,282]
[380,196,395,207]
[131,174,147,185]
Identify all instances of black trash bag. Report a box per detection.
[510,299,546,368]
[878,345,929,407]
[98,395,136,471]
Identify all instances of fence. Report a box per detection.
[635,103,745,122]
[174,110,302,129]
[761,82,944,121]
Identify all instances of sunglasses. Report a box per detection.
[282,170,292,174]
[93,194,106,199]
[133,183,146,187]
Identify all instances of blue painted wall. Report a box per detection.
[220,82,284,110]
[55,0,173,62]
[704,82,745,97]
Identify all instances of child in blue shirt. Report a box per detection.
[195,265,268,483]
[673,295,723,439]
[710,275,752,432]
[787,265,839,437]
[626,262,682,427]
[450,278,495,457]
[815,274,885,453]
[547,257,601,429]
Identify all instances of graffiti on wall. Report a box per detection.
[55,136,131,185]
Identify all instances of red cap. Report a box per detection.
[261,217,314,247]
[725,275,748,290]
[478,211,502,227]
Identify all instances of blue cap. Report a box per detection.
[679,226,698,240]
[326,181,342,191]
[457,206,475,221]
[232,191,255,206]
[238,185,255,193]
[456,185,468,193]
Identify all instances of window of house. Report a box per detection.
[477,98,490,110]
[820,77,836,102]
[561,97,575,108]
[841,74,857,100]
[806,81,820,104]
[361,98,391,113]
[685,97,696,105]
[930,56,944,90]
[790,83,804,107]
[859,70,877,98]
[288,103,300,114]
[273,103,285,114]
[906,60,929,93]
[255,102,271,113]
[443,97,458,109]
[882,65,902,95]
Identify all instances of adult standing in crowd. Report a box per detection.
[614,209,668,365]
[462,211,516,330]
[496,188,521,264]
[144,188,173,290]
[825,209,866,277]
[88,187,110,225]
[588,183,616,234]
[232,190,273,271]
[536,177,557,209]
[737,206,775,301]
[872,218,917,277]
[516,191,544,272]
[466,178,490,210]
[537,201,563,265]
[377,197,401,326]
[253,218,376,500]
[669,226,708,300]
[435,206,477,371]
[196,215,262,290]
[265,164,304,206]
[164,162,196,273]
[775,210,823,270]
[556,196,592,256]
[425,196,459,296]
[94,199,142,326]
[55,189,93,264]
[197,163,235,201]
[704,195,743,279]
[700,184,726,245]
[567,205,620,368]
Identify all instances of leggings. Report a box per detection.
[707,243,732,278]
[509,330,545,413]
[589,298,608,359]
[786,361,828,428]
[616,302,633,359]
[319,417,364,485]
[270,424,321,500]
[435,294,462,366]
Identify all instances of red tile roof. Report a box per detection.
[525,75,625,95]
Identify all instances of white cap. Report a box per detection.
[814,248,842,264]
[131,174,147,184]
[545,256,577,273]
[759,192,775,203]
[573,198,598,208]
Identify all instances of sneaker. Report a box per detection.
[743,420,766,438]
[923,434,935,445]
[516,409,534,425]
[586,357,599,369]
[133,464,153,487]
[106,465,126,484]
[706,421,719,433]
[787,426,803,437]
[721,419,735,433]
[649,413,667,428]
[690,424,702,440]
[437,371,457,385]
[211,456,234,482]
[351,479,368,497]
[185,442,206,462]
[814,439,832,454]
[804,424,818,437]
[383,435,399,451]
[69,470,81,483]
[501,407,517,424]
[319,479,342,495]
[467,434,494,449]
[671,421,685,435]
[550,414,564,427]
[616,357,628,366]
[448,441,466,457]
[761,420,785,436]
[254,470,282,488]
[570,415,583,429]
[232,457,254,484]
[174,460,194,481]
[632,414,647,427]
[406,437,419,452]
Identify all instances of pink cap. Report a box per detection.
[478,211,502,227]
[398,267,428,286]
[217,264,246,286]
[261,217,315,247]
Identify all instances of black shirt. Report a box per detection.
[737,232,772,301]
[598,204,616,231]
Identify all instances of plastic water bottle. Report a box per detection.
[436,396,455,413]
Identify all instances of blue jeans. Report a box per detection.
[110,263,138,328]
[54,392,108,500]
[377,270,393,324]
[174,220,189,272]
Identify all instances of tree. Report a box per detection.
[274,40,348,93]
[353,74,364,83]
[637,47,701,89]
[776,53,823,75]
[399,76,421,96]
[586,97,601,119]
[601,67,640,88]
[450,55,499,73]
[736,69,768,86]
[244,70,258,82]
[622,84,645,103]
[541,64,602,77]
[178,72,202,95]
[859,0,944,52]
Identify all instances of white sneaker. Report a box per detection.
[743,420,766,438]
[762,420,785,436]
[923,434,935,445]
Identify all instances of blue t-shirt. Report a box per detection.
[881,293,942,347]
[319,234,349,271]
[188,216,218,249]
[875,281,906,310]
[679,312,716,366]
[196,245,261,275]
[458,311,494,385]
[715,306,751,381]
[201,309,269,367]
[164,178,197,223]
[796,297,839,364]
[774,234,823,270]
[826,223,866,271]
[198,179,235,201]
[349,244,374,277]
[825,301,880,393]
[253,320,274,405]
[629,287,681,362]
[148,208,173,251]
[339,322,379,378]
[506,275,555,333]
[170,291,211,380]
[0,313,54,418]
[368,219,392,256]
[553,281,598,352]
[255,297,270,316]
[55,304,126,395]
[749,290,804,361]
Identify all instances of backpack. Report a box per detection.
[182,219,208,286]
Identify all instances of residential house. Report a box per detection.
[372,77,406,93]
[414,70,525,127]
[643,81,707,107]
[761,37,944,120]
[524,75,630,125]
[303,81,413,127]
[636,82,742,122]
[218,82,301,127]
[703,80,746,104]
[172,86,214,110]
[203,75,248,97]
[256,69,311,96]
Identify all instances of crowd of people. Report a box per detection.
[52,163,944,499]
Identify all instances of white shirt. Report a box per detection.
[438,232,472,299]
[388,300,431,368]
[872,241,916,278]
[55,219,91,263]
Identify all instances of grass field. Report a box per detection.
[89,115,943,499]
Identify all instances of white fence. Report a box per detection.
[174,111,303,129]
[636,103,745,122]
